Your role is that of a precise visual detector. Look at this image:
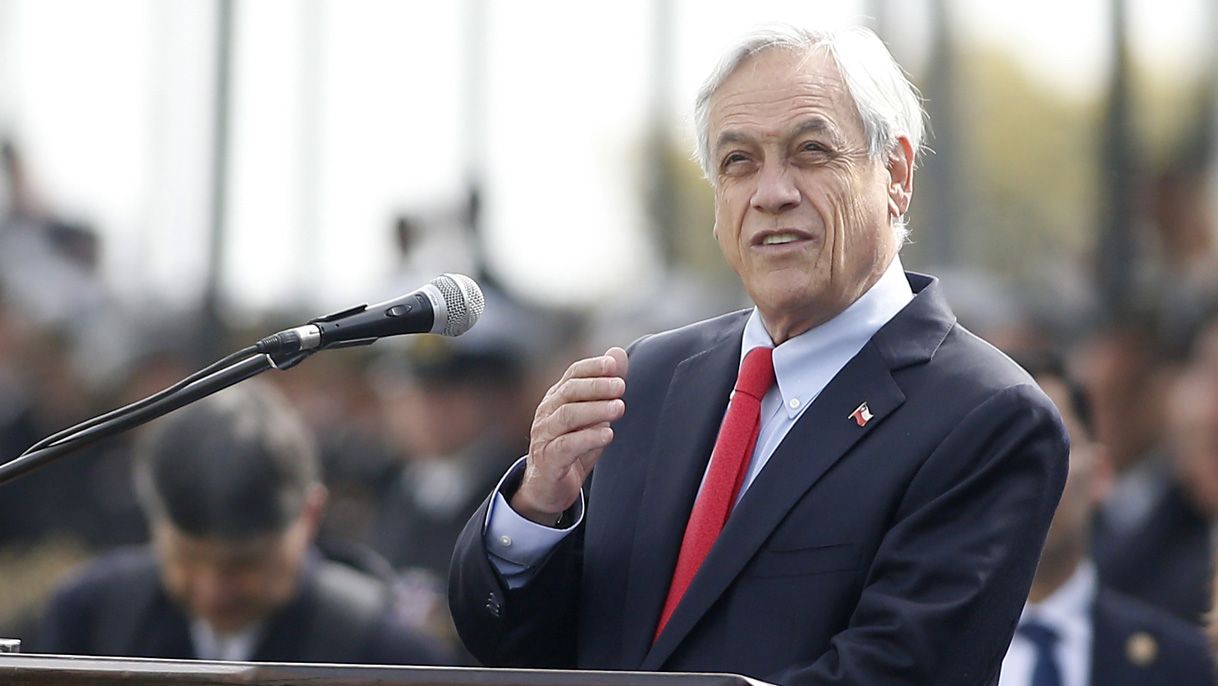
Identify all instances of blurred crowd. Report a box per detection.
[1,123,1218,669]
[0,137,593,658]
[951,148,1218,635]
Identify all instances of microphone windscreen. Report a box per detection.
[433,273,484,336]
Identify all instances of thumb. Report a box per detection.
[604,346,629,379]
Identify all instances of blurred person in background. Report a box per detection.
[2,322,233,554]
[0,138,127,383]
[370,289,539,581]
[0,285,38,471]
[0,135,154,551]
[1078,322,1177,604]
[264,347,398,548]
[37,381,450,665]
[1144,146,1218,350]
[1089,310,1218,626]
[0,320,116,547]
[1000,353,1213,686]
[1192,312,1218,379]
[0,253,160,642]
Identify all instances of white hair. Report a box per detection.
[693,25,927,238]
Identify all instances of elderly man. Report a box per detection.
[39,383,448,665]
[450,26,1068,685]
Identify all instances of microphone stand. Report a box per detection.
[0,349,312,488]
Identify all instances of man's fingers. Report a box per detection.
[560,351,628,384]
[553,376,626,404]
[517,349,626,518]
[546,425,614,464]
[524,347,627,490]
[539,399,624,439]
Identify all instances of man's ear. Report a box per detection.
[886,136,915,220]
[1089,443,1115,508]
[299,484,329,539]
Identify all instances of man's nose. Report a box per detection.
[751,162,801,214]
[192,569,236,609]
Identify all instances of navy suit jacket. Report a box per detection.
[1093,483,1212,625]
[450,273,1069,685]
[1090,588,1214,685]
[39,546,449,665]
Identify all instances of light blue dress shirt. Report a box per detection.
[999,562,1097,686]
[485,256,914,587]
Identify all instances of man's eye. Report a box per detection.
[720,153,753,174]
[799,141,827,154]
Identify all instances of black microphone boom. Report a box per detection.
[0,274,485,488]
[256,273,484,355]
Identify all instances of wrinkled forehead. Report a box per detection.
[708,46,862,141]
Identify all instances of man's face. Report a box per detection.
[153,515,313,634]
[1037,377,1107,569]
[708,48,911,342]
[381,380,488,460]
[1074,331,1164,472]
[1167,376,1218,519]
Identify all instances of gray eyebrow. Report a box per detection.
[790,117,832,139]
[713,116,842,156]
[713,129,753,151]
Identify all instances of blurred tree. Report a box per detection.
[637,140,734,289]
[916,0,963,267]
[1133,65,1214,173]
[929,46,1101,284]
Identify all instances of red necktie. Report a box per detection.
[653,346,775,642]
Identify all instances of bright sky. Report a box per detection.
[0,0,1212,315]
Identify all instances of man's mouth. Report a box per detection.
[762,232,802,245]
[754,230,812,247]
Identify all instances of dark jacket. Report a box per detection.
[1093,483,1212,625]
[374,441,518,579]
[1090,587,1215,684]
[39,546,450,665]
[450,273,1069,686]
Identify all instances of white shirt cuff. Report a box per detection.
[483,456,585,588]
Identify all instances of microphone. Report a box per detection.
[257,273,484,354]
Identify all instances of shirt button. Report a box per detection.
[788,397,801,409]
[499,535,512,547]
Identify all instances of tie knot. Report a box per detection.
[735,347,775,400]
[1017,619,1060,650]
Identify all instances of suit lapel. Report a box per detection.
[619,324,743,666]
[643,342,905,669]
[641,272,956,669]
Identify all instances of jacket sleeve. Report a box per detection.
[35,567,99,655]
[448,493,584,668]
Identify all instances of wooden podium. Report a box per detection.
[0,653,776,686]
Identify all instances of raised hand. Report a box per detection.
[510,347,628,525]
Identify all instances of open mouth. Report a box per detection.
[754,230,813,247]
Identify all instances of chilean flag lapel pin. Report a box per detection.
[849,402,873,427]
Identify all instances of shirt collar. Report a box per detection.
[741,255,914,418]
[1021,560,1098,639]
[190,618,266,661]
